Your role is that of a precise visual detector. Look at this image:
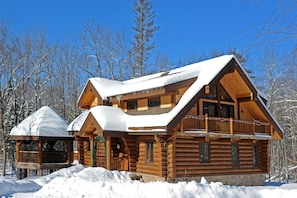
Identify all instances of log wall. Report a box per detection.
[136,136,161,176]
[123,137,138,172]
[83,141,92,166]
[170,136,269,179]
[96,140,106,168]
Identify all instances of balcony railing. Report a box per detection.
[181,115,272,135]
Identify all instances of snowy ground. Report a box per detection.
[1,162,297,198]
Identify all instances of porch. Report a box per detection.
[180,115,272,138]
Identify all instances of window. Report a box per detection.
[253,144,259,166]
[73,141,78,151]
[203,102,234,118]
[205,83,233,102]
[148,97,160,108]
[231,143,239,167]
[20,140,38,151]
[199,142,210,163]
[86,141,91,152]
[145,142,154,163]
[127,100,138,110]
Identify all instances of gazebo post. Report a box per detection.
[38,141,43,176]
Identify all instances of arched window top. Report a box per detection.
[20,140,38,151]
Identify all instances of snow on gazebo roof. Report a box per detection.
[10,106,70,138]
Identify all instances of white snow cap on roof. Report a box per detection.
[85,55,234,100]
[67,110,89,132]
[70,55,236,132]
[10,106,70,137]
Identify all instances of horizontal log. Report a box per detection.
[137,165,160,172]
[175,144,199,149]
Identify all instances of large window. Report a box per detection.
[203,102,234,118]
[148,97,160,108]
[231,143,239,167]
[146,142,154,163]
[199,142,210,163]
[205,83,233,102]
[252,144,259,166]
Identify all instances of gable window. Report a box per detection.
[205,83,233,102]
[127,100,138,110]
[231,143,239,167]
[252,144,259,166]
[148,97,160,108]
[146,142,154,163]
[203,102,234,118]
[199,142,210,163]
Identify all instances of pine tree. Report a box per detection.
[131,0,159,77]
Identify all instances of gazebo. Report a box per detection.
[10,106,74,179]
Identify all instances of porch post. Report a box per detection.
[106,136,111,170]
[205,114,209,133]
[90,136,94,167]
[230,117,233,135]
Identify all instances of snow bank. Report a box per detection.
[0,163,296,198]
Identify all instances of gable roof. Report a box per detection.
[77,55,233,105]
[70,55,283,139]
[10,106,70,139]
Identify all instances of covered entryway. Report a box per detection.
[93,136,129,171]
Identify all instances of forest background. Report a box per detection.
[0,0,297,182]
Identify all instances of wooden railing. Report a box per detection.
[18,151,68,163]
[111,157,129,171]
[42,151,68,163]
[18,151,38,163]
[181,115,271,135]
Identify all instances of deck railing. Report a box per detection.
[181,115,271,135]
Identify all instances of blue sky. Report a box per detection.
[0,0,288,66]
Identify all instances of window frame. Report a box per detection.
[231,143,239,167]
[148,97,160,108]
[127,100,138,110]
[199,142,210,163]
[145,142,154,163]
[203,101,234,118]
[252,144,259,167]
[86,140,91,152]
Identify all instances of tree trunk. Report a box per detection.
[0,106,6,176]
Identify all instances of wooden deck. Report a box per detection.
[181,115,272,136]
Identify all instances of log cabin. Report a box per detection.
[68,55,283,185]
[10,106,74,179]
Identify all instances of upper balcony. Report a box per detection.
[180,115,272,140]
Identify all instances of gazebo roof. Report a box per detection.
[10,106,71,140]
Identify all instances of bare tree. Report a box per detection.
[79,20,131,80]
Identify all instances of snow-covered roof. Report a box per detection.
[79,55,233,100]
[71,55,235,132]
[70,55,283,137]
[10,106,70,138]
[67,110,89,132]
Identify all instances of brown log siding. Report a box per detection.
[170,136,269,178]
